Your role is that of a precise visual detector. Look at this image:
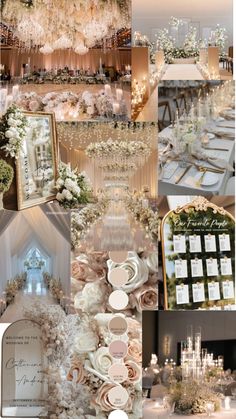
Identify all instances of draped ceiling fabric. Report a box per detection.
[0,205,70,296]
[1,49,131,77]
[0,209,17,237]
[41,202,71,243]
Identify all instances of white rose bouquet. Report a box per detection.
[56,163,92,209]
[0,104,28,158]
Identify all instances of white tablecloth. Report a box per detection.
[158,123,235,195]
[162,64,204,80]
[143,399,236,419]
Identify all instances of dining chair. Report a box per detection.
[173,92,187,116]
[158,100,172,131]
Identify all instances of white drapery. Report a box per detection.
[0,204,70,297]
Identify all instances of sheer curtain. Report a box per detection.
[2,49,131,76]
[0,205,70,296]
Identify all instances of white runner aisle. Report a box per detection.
[162,64,204,80]
[0,270,58,323]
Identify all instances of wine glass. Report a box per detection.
[163,396,175,417]
[205,402,214,417]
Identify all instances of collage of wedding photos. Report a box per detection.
[0,0,235,418]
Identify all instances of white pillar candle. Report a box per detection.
[0,88,8,103]
[116,88,123,101]
[12,85,19,100]
[113,102,120,114]
[104,84,111,96]
[224,397,231,410]
[5,95,13,109]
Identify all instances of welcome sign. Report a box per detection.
[1,320,48,417]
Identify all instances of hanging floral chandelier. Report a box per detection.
[2,0,131,54]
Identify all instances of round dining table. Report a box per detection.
[143,399,236,419]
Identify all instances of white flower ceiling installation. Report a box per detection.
[2,0,131,54]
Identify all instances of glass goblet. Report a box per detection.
[205,402,214,417]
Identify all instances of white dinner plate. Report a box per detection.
[201,172,220,186]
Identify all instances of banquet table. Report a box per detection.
[143,399,236,419]
[158,121,235,195]
[161,64,204,80]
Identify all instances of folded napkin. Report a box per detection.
[220,109,235,120]
[161,161,179,179]
[216,120,235,129]
[207,127,234,139]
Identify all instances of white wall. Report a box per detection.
[132,0,233,47]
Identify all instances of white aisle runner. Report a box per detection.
[0,270,57,323]
[162,64,204,80]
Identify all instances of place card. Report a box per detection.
[204,234,216,252]
[189,235,202,253]
[192,283,205,302]
[206,258,219,276]
[173,235,186,253]
[176,284,189,304]
[220,257,232,276]
[222,281,235,299]
[191,259,203,277]
[208,281,220,300]
[219,234,231,251]
[175,259,188,278]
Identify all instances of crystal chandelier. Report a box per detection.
[2,0,131,54]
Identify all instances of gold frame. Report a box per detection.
[15,111,58,210]
[161,196,235,310]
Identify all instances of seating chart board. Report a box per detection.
[161,197,235,310]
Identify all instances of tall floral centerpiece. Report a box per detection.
[0,159,14,209]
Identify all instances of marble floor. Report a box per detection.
[0,270,57,323]
[74,201,158,253]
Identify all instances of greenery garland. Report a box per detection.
[0,159,14,193]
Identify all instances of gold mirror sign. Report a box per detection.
[16,112,58,210]
[161,197,235,310]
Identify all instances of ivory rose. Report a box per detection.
[74,280,107,314]
[89,347,113,375]
[125,339,142,364]
[144,251,158,273]
[125,360,142,384]
[94,382,132,412]
[67,360,87,384]
[107,251,148,293]
[74,330,98,353]
[133,285,158,311]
